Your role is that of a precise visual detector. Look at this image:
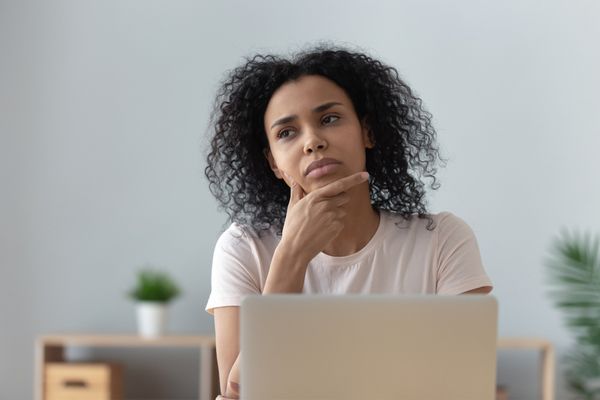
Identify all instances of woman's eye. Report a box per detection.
[277,129,294,139]
[322,115,340,125]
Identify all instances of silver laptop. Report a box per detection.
[241,294,498,400]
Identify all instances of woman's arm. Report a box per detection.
[214,306,241,398]
[214,244,312,399]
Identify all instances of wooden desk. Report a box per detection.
[35,334,218,400]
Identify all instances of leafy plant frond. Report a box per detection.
[545,229,600,399]
[564,347,600,398]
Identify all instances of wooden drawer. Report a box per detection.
[45,363,122,400]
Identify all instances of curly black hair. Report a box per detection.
[205,44,445,234]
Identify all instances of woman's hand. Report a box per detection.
[215,396,237,400]
[280,171,369,263]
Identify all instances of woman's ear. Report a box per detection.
[263,148,283,179]
[361,117,375,149]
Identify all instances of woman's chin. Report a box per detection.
[306,175,342,190]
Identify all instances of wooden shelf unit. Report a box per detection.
[35,335,555,400]
[35,334,218,400]
[497,337,555,400]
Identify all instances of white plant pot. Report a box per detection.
[136,302,168,338]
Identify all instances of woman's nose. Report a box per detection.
[303,131,327,154]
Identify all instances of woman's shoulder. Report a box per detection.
[382,210,465,231]
[380,211,478,256]
[216,221,280,249]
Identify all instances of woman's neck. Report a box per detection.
[321,183,380,257]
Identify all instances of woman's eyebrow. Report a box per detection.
[270,101,343,130]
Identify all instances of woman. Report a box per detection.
[204,45,493,399]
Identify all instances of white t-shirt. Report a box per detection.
[205,211,493,314]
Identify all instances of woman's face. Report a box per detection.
[263,75,373,193]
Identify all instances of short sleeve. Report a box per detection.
[435,212,493,295]
[205,224,262,314]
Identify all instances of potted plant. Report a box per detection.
[545,229,600,399]
[128,268,181,338]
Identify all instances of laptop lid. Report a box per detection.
[241,294,498,400]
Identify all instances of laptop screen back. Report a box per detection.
[241,294,498,400]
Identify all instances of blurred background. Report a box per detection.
[1,0,599,399]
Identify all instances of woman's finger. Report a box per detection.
[286,174,305,208]
[314,171,369,199]
[331,192,351,207]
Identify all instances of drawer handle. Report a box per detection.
[63,379,88,388]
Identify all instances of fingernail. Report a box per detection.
[360,172,369,179]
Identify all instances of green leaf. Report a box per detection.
[545,229,600,398]
[128,267,181,303]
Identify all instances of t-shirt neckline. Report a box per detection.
[312,210,388,267]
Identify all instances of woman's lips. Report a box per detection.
[306,163,340,179]
[305,158,342,176]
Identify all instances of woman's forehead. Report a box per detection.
[264,75,352,123]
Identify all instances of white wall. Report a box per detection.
[1,0,599,398]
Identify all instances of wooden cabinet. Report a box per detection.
[35,335,218,400]
[45,362,123,400]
